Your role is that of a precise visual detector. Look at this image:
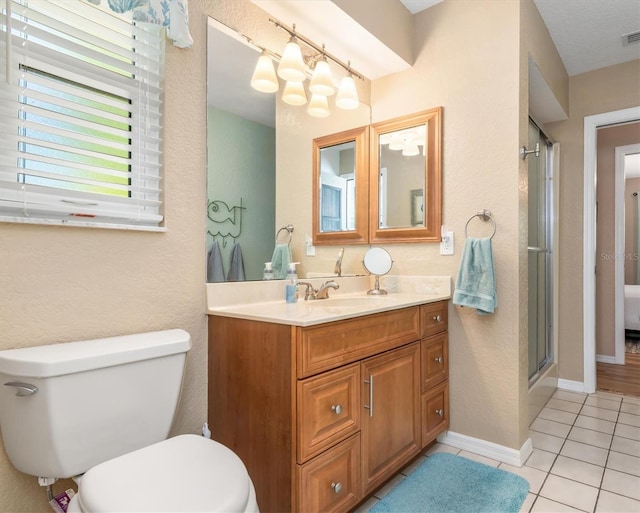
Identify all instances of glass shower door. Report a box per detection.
[528,120,554,382]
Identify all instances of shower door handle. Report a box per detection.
[527,246,549,253]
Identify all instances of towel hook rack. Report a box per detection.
[276,224,294,245]
[464,209,496,239]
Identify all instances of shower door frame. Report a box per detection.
[528,119,555,385]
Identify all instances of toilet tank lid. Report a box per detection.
[0,329,191,378]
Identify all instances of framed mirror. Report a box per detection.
[369,107,442,243]
[312,126,369,245]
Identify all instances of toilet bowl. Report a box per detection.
[0,330,259,512]
[66,435,258,513]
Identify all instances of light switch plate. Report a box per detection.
[440,231,454,255]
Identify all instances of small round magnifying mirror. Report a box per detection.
[363,247,393,295]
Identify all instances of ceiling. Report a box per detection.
[402,0,640,76]
[208,1,640,127]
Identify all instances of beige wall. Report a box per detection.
[0,0,276,510]
[546,60,640,381]
[282,0,535,452]
[595,123,640,356]
[2,0,636,509]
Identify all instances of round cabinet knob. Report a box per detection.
[331,482,343,494]
[433,315,442,323]
[434,356,443,364]
[435,409,444,417]
[331,404,342,415]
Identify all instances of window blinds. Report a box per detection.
[0,0,165,229]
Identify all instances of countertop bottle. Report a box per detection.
[263,262,274,280]
[285,262,299,303]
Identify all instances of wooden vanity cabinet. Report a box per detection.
[208,300,449,513]
[419,301,449,447]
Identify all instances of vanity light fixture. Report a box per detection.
[307,93,330,118]
[335,68,359,110]
[277,34,306,82]
[281,81,307,106]
[308,52,336,97]
[247,18,365,117]
[250,49,279,93]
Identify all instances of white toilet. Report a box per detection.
[0,329,259,512]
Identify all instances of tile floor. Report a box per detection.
[355,390,640,513]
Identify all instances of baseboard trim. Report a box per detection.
[437,430,533,467]
[596,354,616,364]
[557,379,585,393]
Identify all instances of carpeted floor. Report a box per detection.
[368,453,529,513]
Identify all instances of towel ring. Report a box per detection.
[276,224,294,245]
[464,210,496,239]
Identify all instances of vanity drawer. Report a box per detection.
[297,363,361,462]
[297,433,361,513]
[421,381,449,447]
[297,307,420,378]
[420,301,448,338]
[421,332,448,392]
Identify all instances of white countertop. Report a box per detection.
[206,275,451,327]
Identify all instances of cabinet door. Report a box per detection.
[421,332,448,392]
[361,342,421,494]
[297,434,361,513]
[297,363,360,462]
[422,381,449,446]
[420,301,448,338]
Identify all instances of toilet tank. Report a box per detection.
[0,329,191,479]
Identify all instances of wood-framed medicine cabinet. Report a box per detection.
[312,107,442,245]
[312,125,370,245]
[369,107,442,243]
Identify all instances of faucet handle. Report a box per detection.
[297,281,316,301]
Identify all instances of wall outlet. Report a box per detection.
[440,231,454,255]
[306,241,316,256]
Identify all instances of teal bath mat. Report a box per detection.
[369,453,529,513]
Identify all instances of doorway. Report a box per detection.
[528,119,554,384]
[583,107,640,393]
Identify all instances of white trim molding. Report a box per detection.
[583,107,640,394]
[437,431,533,467]
[557,378,585,393]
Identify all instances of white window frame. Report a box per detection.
[0,0,165,230]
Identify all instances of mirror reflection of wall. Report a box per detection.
[207,19,276,281]
[378,125,426,229]
[319,141,356,232]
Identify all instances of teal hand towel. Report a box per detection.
[271,243,291,280]
[453,237,497,315]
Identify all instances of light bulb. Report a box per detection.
[307,94,330,117]
[277,37,306,82]
[309,58,335,97]
[282,81,307,106]
[250,50,278,93]
[336,74,359,110]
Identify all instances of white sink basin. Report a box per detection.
[305,296,398,308]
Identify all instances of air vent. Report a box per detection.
[622,30,640,46]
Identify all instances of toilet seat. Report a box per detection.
[71,435,257,512]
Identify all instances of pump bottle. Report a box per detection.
[285,262,299,303]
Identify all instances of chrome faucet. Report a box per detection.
[298,280,340,300]
[334,248,344,277]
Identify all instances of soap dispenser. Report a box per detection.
[285,262,299,303]
[263,262,274,280]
